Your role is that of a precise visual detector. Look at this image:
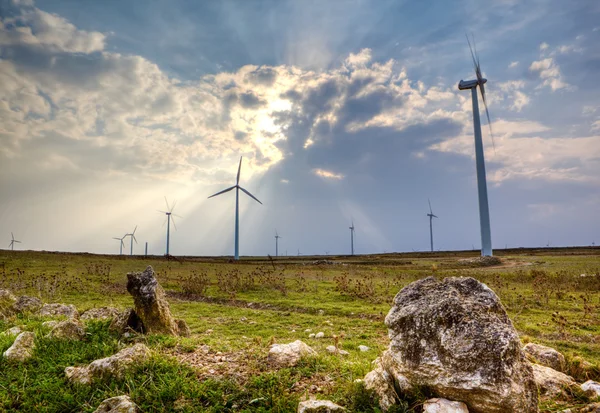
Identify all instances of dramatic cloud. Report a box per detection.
[529,57,570,91]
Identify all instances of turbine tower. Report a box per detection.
[159,198,180,256]
[125,225,138,256]
[427,199,438,252]
[458,35,494,257]
[8,233,21,251]
[208,156,262,260]
[349,221,355,256]
[113,235,125,255]
[275,230,281,257]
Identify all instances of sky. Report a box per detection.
[1,0,599,256]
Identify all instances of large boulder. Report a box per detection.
[65,343,150,384]
[39,303,79,319]
[48,320,86,341]
[12,296,42,314]
[126,266,184,336]
[268,340,316,368]
[423,398,469,413]
[3,331,35,362]
[81,307,120,321]
[297,400,345,412]
[92,395,141,413]
[531,363,577,397]
[0,289,17,315]
[380,276,538,413]
[523,343,565,372]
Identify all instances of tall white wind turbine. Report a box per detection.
[275,230,281,257]
[113,235,125,255]
[208,157,262,260]
[427,199,438,252]
[126,225,138,256]
[349,220,355,256]
[458,35,494,257]
[159,198,180,256]
[9,233,21,251]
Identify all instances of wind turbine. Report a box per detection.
[275,230,281,257]
[349,220,355,255]
[125,225,138,256]
[458,35,494,257]
[427,199,438,252]
[8,233,21,251]
[113,235,125,255]
[159,198,180,256]
[208,156,262,260]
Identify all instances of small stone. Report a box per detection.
[531,363,577,396]
[205,329,213,334]
[304,329,312,333]
[39,303,79,319]
[240,317,247,322]
[423,398,469,413]
[581,380,600,398]
[268,340,317,368]
[92,395,141,413]
[297,399,345,413]
[315,332,325,339]
[3,331,35,362]
[48,320,86,341]
[0,289,17,315]
[358,345,370,352]
[65,343,150,384]
[12,296,42,314]
[523,343,566,372]
[42,320,59,329]
[318,310,324,315]
[175,319,191,337]
[81,307,120,321]
[309,333,315,338]
[326,345,337,353]
[1,326,22,336]
[580,403,600,413]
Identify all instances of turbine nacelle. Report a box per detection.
[458,78,486,90]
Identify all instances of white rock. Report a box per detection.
[1,326,22,336]
[581,380,600,398]
[39,303,79,319]
[363,354,411,411]
[304,329,312,333]
[358,345,370,352]
[309,333,315,338]
[81,307,120,321]
[48,320,86,340]
[297,399,345,412]
[326,345,348,356]
[42,321,59,329]
[423,398,469,413]
[92,395,141,413]
[65,343,150,384]
[315,332,325,339]
[3,331,35,362]
[268,340,317,368]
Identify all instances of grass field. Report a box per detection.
[1,248,599,412]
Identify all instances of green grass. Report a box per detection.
[0,248,599,412]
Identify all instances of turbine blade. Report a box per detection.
[158,210,167,214]
[164,196,171,212]
[479,83,496,153]
[15,240,21,243]
[172,213,183,219]
[113,237,121,241]
[433,214,438,218]
[171,216,178,231]
[239,186,262,204]
[236,156,243,185]
[133,225,137,235]
[208,185,236,199]
[133,235,138,244]
[466,34,478,72]
[428,198,433,215]
[170,200,177,213]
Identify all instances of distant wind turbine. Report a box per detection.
[459,34,494,257]
[113,235,125,255]
[427,199,438,252]
[159,198,180,255]
[349,220,355,255]
[208,156,262,260]
[275,230,281,257]
[125,225,138,256]
[8,233,21,251]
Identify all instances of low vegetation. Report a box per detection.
[0,248,599,412]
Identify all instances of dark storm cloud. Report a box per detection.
[239,91,265,109]
[245,66,278,86]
